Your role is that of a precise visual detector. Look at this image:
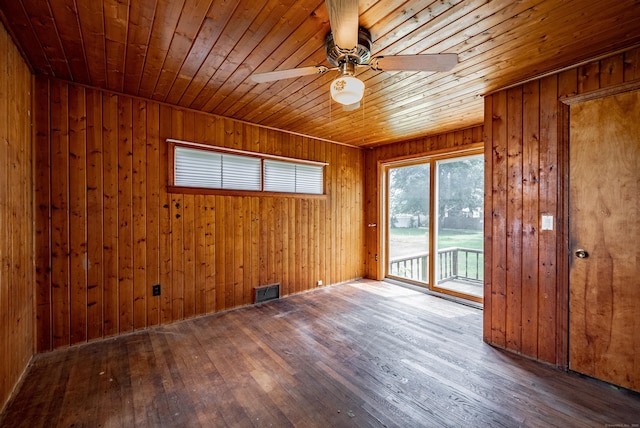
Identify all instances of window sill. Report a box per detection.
[167,186,328,199]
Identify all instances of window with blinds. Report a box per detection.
[263,160,324,194]
[174,147,262,191]
[171,142,324,195]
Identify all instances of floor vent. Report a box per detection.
[254,283,280,304]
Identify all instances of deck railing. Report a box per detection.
[389,247,483,284]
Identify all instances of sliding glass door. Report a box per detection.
[387,162,431,284]
[385,151,484,302]
[434,155,484,299]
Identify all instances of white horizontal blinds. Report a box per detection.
[173,143,324,194]
[175,146,222,188]
[174,147,260,190]
[295,163,323,194]
[263,159,323,194]
[263,160,296,192]
[221,153,261,190]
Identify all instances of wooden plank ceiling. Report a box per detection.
[2,0,639,147]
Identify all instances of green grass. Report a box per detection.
[389,227,483,250]
[436,228,483,250]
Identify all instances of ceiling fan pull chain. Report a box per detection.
[362,91,365,142]
[329,90,332,139]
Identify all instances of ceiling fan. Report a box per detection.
[249,0,458,108]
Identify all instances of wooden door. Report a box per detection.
[568,89,640,392]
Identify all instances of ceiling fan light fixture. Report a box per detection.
[342,101,360,111]
[330,75,364,105]
[249,2,459,111]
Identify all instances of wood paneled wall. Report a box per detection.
[0,24,34,411]
[363,126,485,279]
[34,78,365,352]
[484,46,640,366]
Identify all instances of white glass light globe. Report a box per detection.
[330,76,364,105]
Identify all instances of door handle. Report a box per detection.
[575,249,589,259]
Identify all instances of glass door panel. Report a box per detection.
[387,163,430,284]
[434,154,484,298]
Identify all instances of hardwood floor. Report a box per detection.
[2,280,639,427]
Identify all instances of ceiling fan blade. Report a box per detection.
[250,66,330,83]
[326,0,359,49]
[370,53,458,72]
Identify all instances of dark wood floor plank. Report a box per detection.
[2,280,640,427]
[55,345,104,427]
[127,335,164,427]
[148,328,202,427]
[226,317,333,427]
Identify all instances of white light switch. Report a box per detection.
[541,215,554,231]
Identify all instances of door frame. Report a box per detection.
[558,80,640,369]
[379,146,485,303]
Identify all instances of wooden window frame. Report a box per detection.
[167,139,327,199]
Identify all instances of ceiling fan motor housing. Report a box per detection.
[325,27,372,68]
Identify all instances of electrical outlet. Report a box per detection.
[317,280,323,286]
[152,284,161,296]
